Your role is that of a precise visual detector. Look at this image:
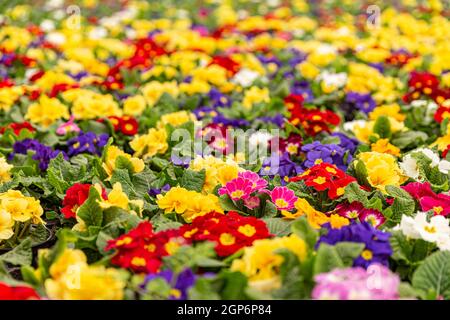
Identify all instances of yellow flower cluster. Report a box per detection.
[44,249,125,300]
[156,187,223,222]
[231,234,307,292]
[0,156,13,183]
[242,86,270,109]
[0,190,44,240]
[189,155,242,193]
[157,110,196,128]
[25,95,69,127]
[140,81,179,106]
[102,145,145,177]
[97,182,143,215]
[0,86,24,111]
[62,89,121,120]
[357,152,407,193]
[130,127,168,159]
[123,95,147,116]
[281,198,329,229]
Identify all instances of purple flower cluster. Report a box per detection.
[260,152,302,182]
[10,139,67,170]
[345,92,376,114]
[301,141,349,170]
[316,222,392,268]
[67,132,109,157]
[312,264,400,300]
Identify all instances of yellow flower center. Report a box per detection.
[183,228,198,239]
[145,243,156,252]
[231,190,244,199]
[238,224,256,237]
[433,206,443,215]
[275,198,289,208]
[219,233,236,246]
[116,236,132,246]
[131,257,146,267]
[325,167,337,174]
[361,249,373,261]
[424,225,436,234]
[165,241,181,255]
[169,288,182,299]
[313,176,327,184]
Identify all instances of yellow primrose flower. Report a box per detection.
[242,87,270,109]
[357,152,407,193]
[179,79,211,95]
[156,187,223,222]
[369,104,406,122]
[45,249,125,300]
[230,235,307,291]
[71,91,121,120]
[140,81,179,107]
[157,111,196,128]
[0,86,24,112]
[96,183,143,216]
[0,209,14,240]
[130,128,168,159]
[0,157,13,183]
[25,95,69,127]
[102,146,145,177]
[329,214,350,229]
[371,139,401,157]
[35,71,75,92]
[432,123,450,151]
[297,61,320,79]
[123,95,147,116]
[189,156,241,193]
[281,198,329,229]
[0,190,44,224]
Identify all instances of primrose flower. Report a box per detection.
[317,222,392,268]
[356,152,407,193]
[67,131,109,156]
[0,189,44,225]
[44,249,125,300]
[0,282,40,300]
[237,171,268,192]
[0,156,13,183]
[25,95,69,127]
[130,127,168,159]
[270,186,297,211]
[399,211,450,250]
[230,235,307,292]
[218,177,254,201]
[56,115,80,135]
[312,264,400,300]
[102,145,145,177]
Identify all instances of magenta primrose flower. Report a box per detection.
[218,177,254,201]
[270,186,297,210]
[238,171,268,192]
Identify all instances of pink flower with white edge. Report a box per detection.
[56,115,80,135]
[238,171,268,192]
[270,186,297,211]
[359,209,386,228]
[218,177,254,201]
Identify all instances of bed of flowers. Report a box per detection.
[0,0,449,300]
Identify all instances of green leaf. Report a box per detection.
[179,169,205,192]
[77,186,103,227]
[263,218,293,237]
[0,238,32,266]
[291,216,318,249]
[373,115,391,138]
[334,242,365,266]
[343,182,369,206]
[313,243,344,275]
[412,251,450,299]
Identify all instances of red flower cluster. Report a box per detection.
[106,221,187,273]
[179,211,271,257]
[106,38,168,88]
[61,184,107,219]
[208,55,240,76]
[403,71,450,104]
[0,282,40,300]
[98,115,139,135]
[434,105,450,123]
[290,163,356,199]
[285,94,340,136]
[0,121,35,135]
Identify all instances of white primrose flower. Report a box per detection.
[232,69,260,87]
[399,212,450,248]
[400,148,450,180]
